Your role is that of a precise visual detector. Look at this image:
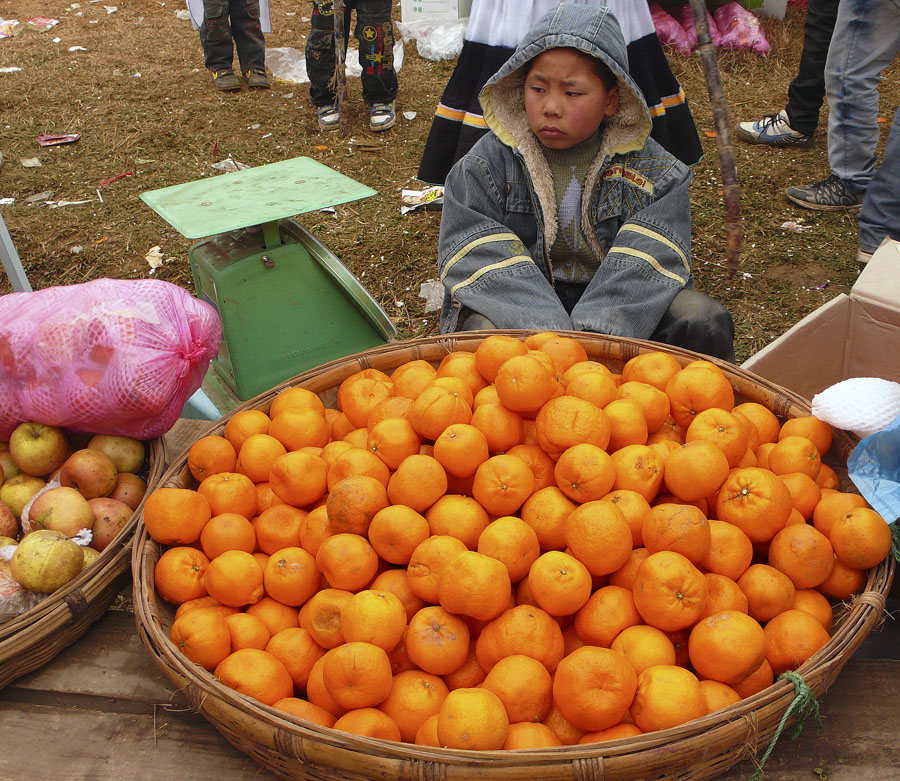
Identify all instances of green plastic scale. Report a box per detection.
[141,157,397,408]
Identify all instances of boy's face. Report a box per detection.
[524,48,619,150]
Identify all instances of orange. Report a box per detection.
[829,507,893,570]
[473,384,501,408]
[481,653,553,724]
[406,605,471,676]
[601,398,648,453]
[329,412,356,441]
[523,331,559,350]
[437,549,511,623]
[315,533,379,592]
[731,658,774,699]
[406,535,468,604]
[367,395,414,428]
[224,612,271,651]
[253,504,307,555]
[688,610,766,684]
[732,410,761,454]
[379,669,450,743]
[812,491,868,537]
[552,646,637,731]
[272,697,336,728]
[432,423,489,478]
[648,418,686,446]
[325,474,389,537]
[342,428,370,450]
[631,664,706,733]
[198,512,257,560]
[409,385,472,441]
[367,417,422,471]
[414,713,442,746]
[817,558,866,600]
[224,409,271,453]
[371,569,427,624]
[565,370,619,409]
[469,401,524,453]
[325,447,391,491]
[791,588,834,632]
[144,488,211,545]
[779,471,822,520]
[320,440,354,471]
[732,402,780,445]
[267,408,329,452]
[662,440,730,504]
[698,679,742,714]
[505,722,563,749]
[188,436,237,483]
[269,387,326,419]
[322,641,394,710]
[641,502,711,564]
[631,550,708,631]
[170,607,232,671]
[764,608,831,675]
[390,359,438,400]
[387,454,448,513]
[554,443,616,503]
[477,516,541,583]
[542,701,586,745]
[536,335,588,373]
[368,505,430,565]
[437,687,510,750]
[262,546,320,607]
[535,395,610,456]
[816,463,841,490]
[698,520,754,581]
[474,334,529,383]
[197,471,258,520]
[622,351,682,392]
[265,627,325,689]
[425,494,489,549]
[299,588,353,649]
[428,375,476,408]
[337,373,393,429]
[155,546,210,605]
[306,655,346,717]
[608,547,651,591]
[475,604,565,673]
[494,354,558,414]
[665,366,734,430]
[700,573,749,617]
[610,624,676,676]
[520,486,576,551]
[767,435,821,480]
[767,524,835,589]
[269,451,328,508]
[578,723,644,743]
[685,408,749,469]
[564,500,633,577]
[246,596,299,636]
[175,596,238,620]
[340,589,407,652]
[214,648,294,706]
[737,563,796,623]
[616,381,671,433]
[573,585,642,648]
[715,467,793,544]
[600,489,651,548]
[779,415,833,457]
[235,433,287,484]
[528,551,593,617]
[609,444,665,502]
[436,351,489,396]
[203,550,264,608]
[472,453,535,516]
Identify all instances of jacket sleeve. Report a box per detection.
[438,151,573,333]
[569,159,693,339]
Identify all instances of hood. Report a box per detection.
[479,3,652,158]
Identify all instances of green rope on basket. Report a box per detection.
[749,671,822,780]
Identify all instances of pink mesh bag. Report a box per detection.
[714,2,771,55]
[0,278,222,440]
[649,2,693,56]
[671,3,724,51]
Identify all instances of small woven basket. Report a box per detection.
[132,332,894,780]
[0,436,165,689]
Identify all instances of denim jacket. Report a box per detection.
[438,3,694,337]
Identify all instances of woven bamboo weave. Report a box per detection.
[0,436,164,689]
[132,332,895,780]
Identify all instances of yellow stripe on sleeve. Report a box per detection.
[618,225,690,273]
[440,232,522,280]
[607,247,686,284]
[450,256,535,296]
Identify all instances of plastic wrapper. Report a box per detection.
[847,413,900,524]
[714,1,771,55]
[0,278,222,440]
[396,19,466,61]
[0,551,46,623]
[671,3,723,50]
[648,2,693,55]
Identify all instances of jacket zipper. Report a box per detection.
[514,147,556,288]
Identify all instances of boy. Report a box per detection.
[438,4,735,361]
[306,0,398,132]
[198,0,269,91]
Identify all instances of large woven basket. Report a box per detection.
[132,332,894,780]
[0,436,164,689]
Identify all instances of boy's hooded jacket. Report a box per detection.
[438,3,694,336]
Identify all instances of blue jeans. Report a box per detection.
[825,0,900,190]
[858,105,900,253]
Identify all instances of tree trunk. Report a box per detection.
[332,0,348,129]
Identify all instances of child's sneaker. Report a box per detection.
[245,70,270,89]
[737,110,812,146]
[785,174,865,211]
[369,101,396,132]
[213,69,242,91]
[317,103,341,131]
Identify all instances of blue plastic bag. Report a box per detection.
[847,412,900,523]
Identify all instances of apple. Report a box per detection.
[28,486,94,537]
[109,472,147,511]
[87,497,133,552]
[11,530,84,592]
[81,546,100,570]
[9,422,69,477]
[59,449,118,499]
[88,434,145,474]
[0,499,17,539]
[0,474,46,518]
[0,449,22,482]
[0,536,17,547]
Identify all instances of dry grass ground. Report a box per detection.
[1,1,898,362]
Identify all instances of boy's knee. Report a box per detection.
[655,289,735,362]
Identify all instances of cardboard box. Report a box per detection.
[742,238,900,401]
[400,0,472,24]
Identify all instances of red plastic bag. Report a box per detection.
[0,278,222,440]
[649,2,693,55]
[714,2,771,55]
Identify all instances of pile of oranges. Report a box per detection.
[142,332,894,751]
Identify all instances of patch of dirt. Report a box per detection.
[1,1,898,363]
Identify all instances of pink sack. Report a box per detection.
[714,1,771,55]
[0,278,222,440]
[672,3,724,51]
[649,2,693,56]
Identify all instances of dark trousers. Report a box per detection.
[199,0,266,73]
[785,0,840,135]
[306,0,398,107]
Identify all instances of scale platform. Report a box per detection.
[141,157,397,413]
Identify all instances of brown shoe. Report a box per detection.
[213,69,242,91]
[245,70,270,89]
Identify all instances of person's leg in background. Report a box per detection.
[857,104,900,262]
[306,0,348,128]
[200,0,241,90]
[650,288,736,363]
[355,0,398,131]
[230,0,268,88]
